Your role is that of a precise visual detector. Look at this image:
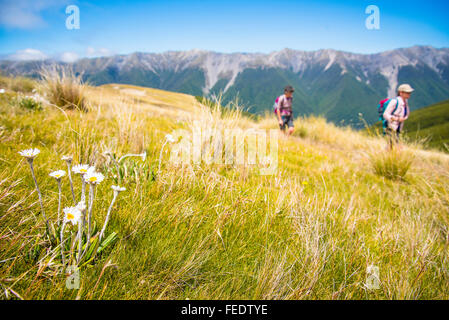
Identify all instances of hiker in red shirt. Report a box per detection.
[275,85,295,136]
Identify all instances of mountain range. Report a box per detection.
[1,45,449,127]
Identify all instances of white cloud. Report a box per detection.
[0,0,70,29]
[8,48,48,61]
[58,51,79,63]
[86,47,114,57]
[4,46,113,62]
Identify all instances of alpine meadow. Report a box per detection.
[1,72,449,299]
[2,0,449,304]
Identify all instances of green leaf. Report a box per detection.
[97,232,118,254]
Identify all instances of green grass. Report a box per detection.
[403,99,449,152]
[1,78,449,300]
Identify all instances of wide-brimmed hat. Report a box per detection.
[397,84,414,93]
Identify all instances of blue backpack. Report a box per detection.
[378,98,399,128]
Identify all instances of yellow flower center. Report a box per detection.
[80,169,87,173]
[89,176,97,182]
[67,213,74,220]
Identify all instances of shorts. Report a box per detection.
[280,115,294,131]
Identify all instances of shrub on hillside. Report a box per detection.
[40,65,88,111]
[10,77,36,93]
[370,149,414,180]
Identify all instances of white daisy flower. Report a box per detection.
[72,164,94,175]
[84,170,104,185]
[0,89,5,94]
[49,170,66,179]
[165,134,175,143]
[111,185,126,192]
[18,148,40,159]
[63,207,81,225]
[75,201,86,212]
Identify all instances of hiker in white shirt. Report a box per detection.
[383,84,414,150]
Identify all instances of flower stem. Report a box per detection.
[28,160,51,233]
[60,222,66,266]
[112,157,121,185]
[66,162,76,205]
[57,180,62,226]
[81,183,95,259]
[99,192,118,243]
[81,177,86,202]
[77,217,83,264]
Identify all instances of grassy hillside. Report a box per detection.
[1,76,449,300]
[78,64,449,127]
[4,57,449,128]
[404,99,449,152]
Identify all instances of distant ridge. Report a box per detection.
[2,45,449,127]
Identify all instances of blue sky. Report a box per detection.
[1,0,449,61]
